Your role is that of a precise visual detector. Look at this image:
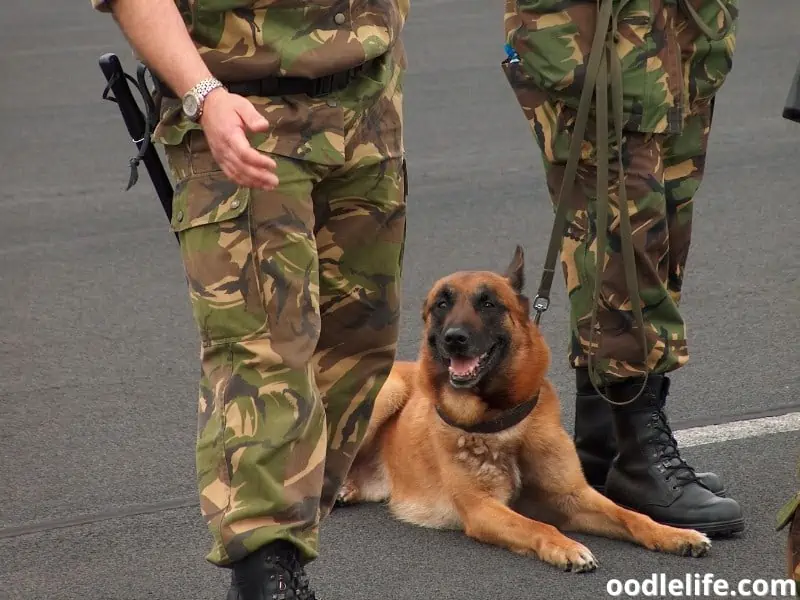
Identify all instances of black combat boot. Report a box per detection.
[574,370,617,491]
[574,368,726,496]
[226,541,317,600]
[602,374,745,536]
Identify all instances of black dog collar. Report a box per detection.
[435,395,539,435]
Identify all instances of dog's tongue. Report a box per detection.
[449,357,479,376]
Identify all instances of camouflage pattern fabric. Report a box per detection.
[161,48,407,566]
[778,59,800,599]
[504,0,736,134]
[91,0,408,81]
[777,489,800,596]
[502,0,737,383]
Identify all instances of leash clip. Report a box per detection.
[532,295,549,324]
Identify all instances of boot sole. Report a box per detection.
[660,517,745,537]
[591,484,728,498]
[609,499,746,537]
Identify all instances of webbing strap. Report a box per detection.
[678,0,734,41]
[531,0,732,404]
[587,0,649,404]
[532,0,615,325]
[530,0,646,405]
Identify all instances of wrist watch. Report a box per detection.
[181,77,225,122]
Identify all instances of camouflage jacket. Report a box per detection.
[91,0,409,81]
[504,0,738,134]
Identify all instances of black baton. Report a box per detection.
[784,57,800,124]
[98,52,177,240]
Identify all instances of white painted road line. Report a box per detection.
[675,412,800,448]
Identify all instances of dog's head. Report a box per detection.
[420,245,546,401]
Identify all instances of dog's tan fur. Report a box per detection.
[338,247,711,572]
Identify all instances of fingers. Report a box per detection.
[239,100,272,134]
[229,127,276,170]
[219,160,278,191]
[223,159,279,190]
[219,129,278,190]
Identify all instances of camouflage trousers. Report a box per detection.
[503,3,736,383]
[162,50,407,566]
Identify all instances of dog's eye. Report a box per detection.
[437,300,448,309]
[482,301,495,309]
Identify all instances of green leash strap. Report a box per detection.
[586,0,649,405]
[532,0,615,326]
[679,0,734,41]
[530,0,647,405]
[531,0,732,404]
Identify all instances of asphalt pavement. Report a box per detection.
[2,1,800,599]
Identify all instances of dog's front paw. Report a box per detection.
[538,539,598,573]
[335,479,361,507]
[646,527,712,558]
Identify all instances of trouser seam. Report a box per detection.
[215,343,235,564]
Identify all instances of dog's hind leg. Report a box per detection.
[553,486,712,557]
[357,363,412,452]
[336,363,413,506]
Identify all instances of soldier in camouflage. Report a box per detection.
[502,0,746,534]
[778,62,800,596]
[91,1,408,598]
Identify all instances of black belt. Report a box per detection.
[155,57,378,100]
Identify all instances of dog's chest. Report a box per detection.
[454,434,522,499]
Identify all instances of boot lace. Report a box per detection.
[265,547,317,600]
[649,408,702,489]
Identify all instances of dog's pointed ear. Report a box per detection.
[504,245,525,293]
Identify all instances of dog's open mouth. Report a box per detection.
[447,345,498,387]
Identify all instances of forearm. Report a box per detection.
[106,0,212,97]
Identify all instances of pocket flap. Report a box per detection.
[170,172,250,233]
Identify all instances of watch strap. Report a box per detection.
[183,77,224,120]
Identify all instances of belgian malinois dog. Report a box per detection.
[337,246,712,572]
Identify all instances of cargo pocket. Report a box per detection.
[501,57,546,130]
[682,0,738,105]
[170,170,269,346]
[505,7,581,103]
[501,57,575,164]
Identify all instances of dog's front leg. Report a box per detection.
[557,487,711,557]
[455,493,598,573]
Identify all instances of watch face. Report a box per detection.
[183,93,200,119]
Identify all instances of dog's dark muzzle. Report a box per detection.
[442,326,471,355]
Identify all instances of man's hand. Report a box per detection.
[107,0,280,190]
[201,88,279,190]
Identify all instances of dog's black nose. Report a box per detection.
[443,327,469,348]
